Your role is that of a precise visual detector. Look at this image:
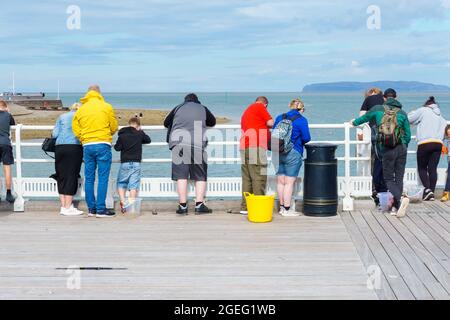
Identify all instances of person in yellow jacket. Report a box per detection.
[72,85,118,218]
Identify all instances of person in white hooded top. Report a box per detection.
[408,96,447,201]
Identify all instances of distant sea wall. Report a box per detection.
[302,81,450,93]
[5,99,66,110]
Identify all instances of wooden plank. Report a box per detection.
[341,212,395,300]
[349,211,415,300]
[417,212,450,242]
[361,211,433,300]
[399,216,450,273]
[386,215,450,294]
[372,212,450,299]
[436,207,450,224]
[427,203,450,231]
[410,213,450,254]
[0,208,377,300]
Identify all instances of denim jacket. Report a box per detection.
[52,111,80,145]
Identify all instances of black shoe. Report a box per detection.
[96,210,116,218]
[195,203,212,214]
[176,205,188,215]
[88,209,96,217]
[6,193,15,204]
[423,189,434,201]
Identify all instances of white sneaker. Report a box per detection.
[282,208,300,217]
[278,207,286,215]
[60,206,84,216]
[239,210,248,215]
[69,205,84,215]
[396,197,410,218]
[390,207,398,216]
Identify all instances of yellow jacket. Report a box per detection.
[72,91,118,145]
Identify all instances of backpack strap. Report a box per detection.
[288,114,302,122]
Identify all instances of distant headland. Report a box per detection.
[302,81,450,93]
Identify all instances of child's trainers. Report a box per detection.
[396,197,410,218]
[120,202,126,214]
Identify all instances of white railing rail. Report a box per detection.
[9,123,447,212]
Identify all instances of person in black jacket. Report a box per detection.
[114,117,151,212]
[358,88,387,207]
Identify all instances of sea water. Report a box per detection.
[16,92,450,179]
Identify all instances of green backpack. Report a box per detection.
[377,105,402,148]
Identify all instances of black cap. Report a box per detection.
[384,88,397,98]
[184,93,200,104]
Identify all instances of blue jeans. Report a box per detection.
[446,162,450,192]
[276,149,303,178]
[83,144,112,212]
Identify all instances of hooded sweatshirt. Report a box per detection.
[72,91,119,145]
[408,104,447,145]
[353,98,411,146]
[114,126,151,163]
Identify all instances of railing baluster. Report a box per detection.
[342,122,354,211]
[14,124,25,212]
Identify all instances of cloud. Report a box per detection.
[2,0,450,91]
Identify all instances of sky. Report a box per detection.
[1,0,450,92]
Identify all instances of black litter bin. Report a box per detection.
[303,143,338,217]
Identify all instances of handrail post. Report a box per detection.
[14,124,25,212]
[342,122,354,211]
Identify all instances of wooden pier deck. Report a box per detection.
[342,200,450,300]
[0,200,448,300]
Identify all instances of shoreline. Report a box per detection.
[10,106,229,140]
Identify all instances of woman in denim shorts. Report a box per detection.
[273,99,311,217]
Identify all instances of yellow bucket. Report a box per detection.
[244,192,274,223]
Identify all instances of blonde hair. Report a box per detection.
[289,98,305,110]
[70,102,82,110]
[365,88,382,98]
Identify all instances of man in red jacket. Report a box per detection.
[240,96,274,214]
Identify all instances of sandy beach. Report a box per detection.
[7,103,229,140]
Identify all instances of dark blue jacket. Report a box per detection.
[273,110,311,155]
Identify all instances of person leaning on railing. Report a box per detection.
[358,88,387,207]
[164,93,216,215]
[273,98,311,217]
[408,96,448,202]
[351,88,411,218]
[239,96,274,215]
[72,85,118,218]
[52,102,83,216]
[0,100,16,204]
[442,125,450,202]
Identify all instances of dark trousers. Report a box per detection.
[55,145,83,196]
[382,144,407,209]
[373,158,387,193]
[417,143,442,192]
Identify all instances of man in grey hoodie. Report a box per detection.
[408,96,447,201]
[164,94,216,215]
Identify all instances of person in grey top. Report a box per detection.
[164,93,216,215]
[0,100,16,203]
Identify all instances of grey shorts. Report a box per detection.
[0,145,14,165]
[171,147,207,181]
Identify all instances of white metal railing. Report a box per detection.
[8,123,448,212]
